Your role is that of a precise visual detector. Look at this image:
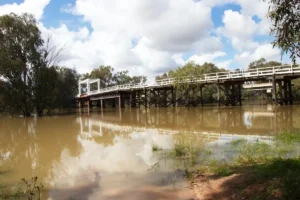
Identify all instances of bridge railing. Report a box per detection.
[156,65,300,86]
[79,65,300,97]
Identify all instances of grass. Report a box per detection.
[233,141,274,165]
[231,138,247,147]
[208,159,233,176]
[163,133,300,198]
[0,177,43,200]
[275,132,300,144]
[152,144,162,152]
[169,140,203,166]
[252,158,300,199]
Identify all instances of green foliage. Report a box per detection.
[254,158,300,199]
[0,13,43,116]
[156,62,227,104]
[54,67,79,110]
[233,140,275,165]
[266,0,300,63]
[90,65,114,87]
[248,58,281,69]
[231,139,247,147]
[0,13,79,116]
[208,159,233,176]
[86,65,147,87]
[275,132,300,144]
[152,144,162,152]
[170,139,203,166]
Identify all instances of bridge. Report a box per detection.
[76,65,300,111]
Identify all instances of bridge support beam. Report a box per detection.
[217,82,242,106]
[78,101,82,113]
[87,100,90,113]
[148,87,176,107]
[273,79,293,105]
[175,85,204,107]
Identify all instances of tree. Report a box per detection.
[0,13,44,116]
[33,66,60,115]
[248,58,281,69]
[156,62,227,104]
[131,76,147,84]
[113,70,132,85]
[81,73,90,80]
[266,0,300,63]
[90,66,114,87]
[55,67,79,111]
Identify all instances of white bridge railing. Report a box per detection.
[79,65,300,97]
[156,65,300,86]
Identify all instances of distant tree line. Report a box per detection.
[81,65,147,88]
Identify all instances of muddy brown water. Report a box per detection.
[0,105,299,200]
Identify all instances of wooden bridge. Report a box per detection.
[77,65,300,111]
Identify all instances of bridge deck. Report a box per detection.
[78,65,300,98]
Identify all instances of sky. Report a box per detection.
[0,0,292,80]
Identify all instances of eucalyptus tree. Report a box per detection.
[266,0,300,63]
[0,13,44,116]
[0,13,74,116]
[90,65,114,87]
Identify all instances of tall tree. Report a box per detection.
[0,13,43,116]
[131,76,147,84]
[248,58,281,69]
[267,0,300,62]
[90,66,114,87]
[55,67,79,111]
[113,70,132,85]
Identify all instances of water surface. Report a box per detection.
[0,105,299,199]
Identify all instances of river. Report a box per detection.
[0,105,299,199]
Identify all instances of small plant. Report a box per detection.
[275,132,300,144]
[21,177,43,200]
[231,139,247,146]
[152,144,162,152]
[208,159,233,176]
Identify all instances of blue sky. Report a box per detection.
[0,0,290,78]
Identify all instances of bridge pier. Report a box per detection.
[272,79,293,105]
[78,101,82,113]
[217,82,242,106]
[175,84,204,107]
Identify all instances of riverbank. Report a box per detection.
[191,157,300,200]
[154,132,300,199]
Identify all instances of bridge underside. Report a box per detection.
[77,74,300,111]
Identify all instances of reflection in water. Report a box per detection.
[0,105,299,199]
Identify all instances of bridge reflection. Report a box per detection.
[77,106,298,145]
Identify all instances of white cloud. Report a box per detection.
[216,60,233,69]
[35,0,225,77]
[217,10,259,52]
[187,51,226,65]
[0,0,50,20]
[234,43,281,68]
[0,0,287,78]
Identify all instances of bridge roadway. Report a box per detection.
[77,65,300,110]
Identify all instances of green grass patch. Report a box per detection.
[275,132,300,144]
[253,158,300,199]
[208,159,233,176]
[233,141,274,165]
[168,139,203,166]
[231,138,247,147]
[152,144,162,152]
